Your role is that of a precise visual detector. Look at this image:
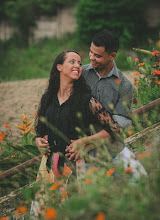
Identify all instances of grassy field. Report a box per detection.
[0,34,133,82]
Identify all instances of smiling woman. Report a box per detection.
[34,50,120,181]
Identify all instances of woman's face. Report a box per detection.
[57,52,82,81]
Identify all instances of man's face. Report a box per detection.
[89,42,114,70]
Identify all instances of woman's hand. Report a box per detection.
[35,135,50,155]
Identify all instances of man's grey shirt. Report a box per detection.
[82,62,133,128]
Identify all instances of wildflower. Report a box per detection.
[115,78,121,84]
[135,80,139,84]
[61,191,68,200]
[63,166,72,176]
[159,59,160,66]
[50,182,59,190]
[0,133,6,141]
[141,62,145,65]
[15,113,34,136]
[34,112,38,116]
[106,168,115,176]
[43,207,56,220]
[154,81,160,84]
[153,70,160,76]
[152,50,160,57]
[0,171,3,173]
[94,212,105,220]
[85,179,92,184]
[138,63,141,66]
[14,206,27,215]
[135,58,139,62]
[5,124,9,128]
[124,167,133,173]
[137,152,150,159]
[85,170,93,175]
[128,130,133,135]
[133,72,140,76]
[0,217,9,220]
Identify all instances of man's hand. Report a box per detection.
[35,135,50,155]
[65,140,82,161]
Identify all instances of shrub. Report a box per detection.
[76,0,148,46]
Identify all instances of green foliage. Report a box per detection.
[76,0,148,46]
[132,48,160,106]
[0,34,133,82]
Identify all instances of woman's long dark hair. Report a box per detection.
[35,50,91,137]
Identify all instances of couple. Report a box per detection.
[35,30,147,183]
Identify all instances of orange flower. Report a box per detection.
[34,112,38,116]
[44,207,57,220]
[135,80,139,84]
[124,167,133,173]
[115,78,121,84]
[106,168,115,176]
[61,191,68,201]
[133,72,140,76]
[0,171,3,173]
[135,58,139,62]
[14,206,27,215]
[50,182,59,190]
[0,133,6,141]
[152,50,160,57]
[5,124,9,128]
[85,179,92,184]
[15,113,34,136]
[138,63,141,66]
[141,62,145,65]
[159,59,160,66]
[0,217,9,220]
[128,130,133,135]
[144,114,148,117]
[154,81,160,84]
[153,70,160,76]
[94,212,105,220]
[63,166,72,176]
[138,152,150,159]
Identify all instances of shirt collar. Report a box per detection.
[86,61,120,79]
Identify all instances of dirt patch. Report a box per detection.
[0,71,136,137]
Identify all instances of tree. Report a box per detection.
[76,0,148,46]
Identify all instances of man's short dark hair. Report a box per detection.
[92,30,119,54]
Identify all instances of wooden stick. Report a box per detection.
[0,155,42,181]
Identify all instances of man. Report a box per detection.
[82,30,133,128]
[66,31,147,180]
[66,30,133,160]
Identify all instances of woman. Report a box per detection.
[35,50,147,181]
